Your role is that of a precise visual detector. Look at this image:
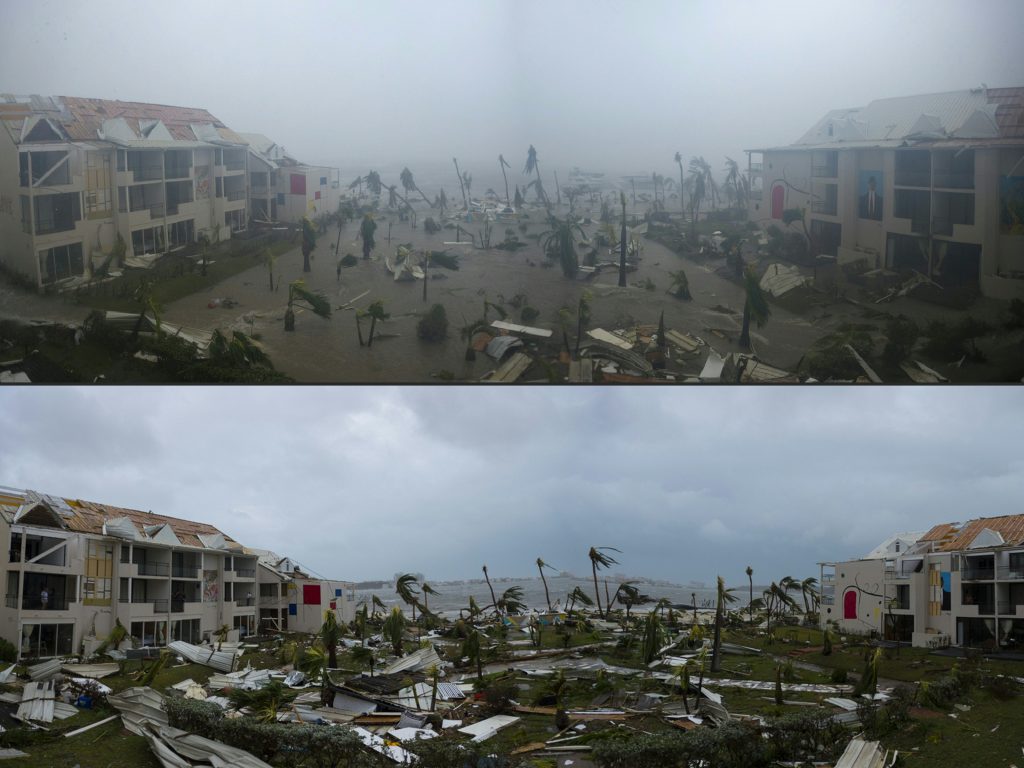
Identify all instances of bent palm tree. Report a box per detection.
[746,566,754,624]
[284,280,331,332]
[366,299,389,348]
[536,558,556,611]
[301,216,316,273]
[524,145,548,206]
[400,166,432,208]
[710,576,738,672]
[482,564,498,615]
[674,152,686,214]
[497,586,526,615]
[738,265,771,351]
[588,546,621,618]
[499,154,512,207]
[723,157,741,210]
[800,577,819,615]
[320,609,343,669]
[395,573,421,626]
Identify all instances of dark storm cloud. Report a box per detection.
[1,388,1020,588]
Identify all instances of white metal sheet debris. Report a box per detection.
[699,349,725,381]
[351,726,415,763]
[17,682,55,723]
[68,677,113,695]
[0,749,29,759]
[207,667,271,691]
[168,640,237,673]
[759,263,809,297]
[825,697,860,711]
[834,737,898,768]
[143,723,274,768]
[62,662,120,679]
[490,351,532,383]
[586,328,633,350]
[388,727,438,743]
[64,714,120,738]
[491,320,553,338]
[381,647,442,676]
[485,335,523,361]
[331,692,378,715]
[0,665,17,684]
[664,330,701,353]
[441,719,462,729]
[459,714,520,742]
[108,686,168,736]
[702,679,853,693]
[27,659,62,681]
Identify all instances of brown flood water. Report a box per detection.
[159,204,829,382]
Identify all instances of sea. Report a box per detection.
[354,574,763,619]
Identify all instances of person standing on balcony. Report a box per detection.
[246,590,253,606]
[40,587,49,610]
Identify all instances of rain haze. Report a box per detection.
[3,0,1024,176]
[1,387,1020,588]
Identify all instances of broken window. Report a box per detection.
[82,540,113,606]
[20,623,74,658]
[34,192,81,234]
[131,225,165,255]
[168,219,194,248]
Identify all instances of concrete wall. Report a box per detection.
[0,130,35,284]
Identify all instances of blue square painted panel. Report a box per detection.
[288,603,297,616]
[335,588,342,597]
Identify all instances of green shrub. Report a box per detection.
[829,666,848,684]
[417,304,449,342]
[520,306,540,324]
[882,314,919,366]
[0,638,17,663]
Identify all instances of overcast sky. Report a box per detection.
[1,387,1020,587]
[3,0,1023,178]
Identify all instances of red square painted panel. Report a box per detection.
[315,191,321,200]
[291,173,306,195]
[303,584,320,605]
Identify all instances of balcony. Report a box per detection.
[933,173,974,190]
[958,603,993,616]
[811,200,838,216]
[811,165,837,179]
[171,600,201,614]
[224,161,245,172]
[932,218,954,236]
[233,568,256,579]
[119,596,168,613]
[895,172,930,188]
[963,568,995,581]
[258,595,284,605]
[997,566,1024,580]
[171,565,199,579]
[132,165,163,183]
[234,599,256,608]
[135,561,169,577]
[165,167,191,181]
[250,187,269,198]
[226,190,246,202]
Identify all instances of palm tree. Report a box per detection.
[540,215,585,278]
[284,280,331,332]
[641,609,665,665]
[208,330,274,371]
[536,558,556,611]
[482,565,499,615]
[613,582,650,621]
[359,214,377,260]
[567,585,593,613]
[461,171,473,205]
[348,175,364,196]
[395,573,421,625]
[366,299,389,348]
[497,586,526,615]
[723,157,741,210]
[383,606,406,656]
[453,158,468,209]
[524,145,548,206]
[618,192,627,287]
[400,166,432,208]
[319,609,343,669]
[371,594,386,619]
[499,155,512,207]
[588,546,621,618]
[799,577,819,616]
[688,162,706,233]
[434,189,448,219]
[365,170,382,197]
[738,265,771,351]
[710,576,739,672]
[746,566,754,624]
[462,628,484,680]
[300,216,317,273]
[690,156,718,210]
[351,645,376,677]
[514,185,524,209]
[674,152,686,214]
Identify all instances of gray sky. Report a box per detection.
[1,387,1020,586]
[3,0,1023,179]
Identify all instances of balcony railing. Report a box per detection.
[226,190,246,201]
[250,187,269,198]
[20,596,71,610]
[119,596,168,611]
[811,200,838,215]
[235,599,255,608]
[171,565,199,579]
[997,567,1024,580]
[135,561,169,577]
[997,602,1018,615]
[812,165,838,178]
[895,172,930,188]
[165,167,191,180]
[132,166,163,182]
[233,568,256,578]
[224,161,245,172]
[258,595,283,605]
[933,173,974,190]
[963,568,995,581]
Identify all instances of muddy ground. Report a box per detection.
[1,198,1017,382]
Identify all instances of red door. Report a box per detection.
[843,589,857,620]
[771,184,785,219]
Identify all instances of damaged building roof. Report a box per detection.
[919,514,1024,552]
[0,486,243,551]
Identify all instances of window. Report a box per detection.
[120,545,130,564]
[130,620,167,646]
[320,176,327,186]
[215,177,223,198]
[83,540,113,605]
[132,225,165,255]
[20,196,31,234]
[171,618,200,643]
[39,243,84,285]
[34,192,81,234]
[20,623,74,658]
[168,219,194,248]
[85,188,112,218]
[19,154,29,187]
[276,193,285,205]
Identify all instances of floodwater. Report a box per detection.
[159,196,830,382]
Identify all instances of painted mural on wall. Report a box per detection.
[858,171,883,220]
[202,570,219,602]
[1000,176,1024,234]
[195,166,210,199]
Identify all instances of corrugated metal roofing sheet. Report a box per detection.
[937,514,1024,551]
[17,681,55,723]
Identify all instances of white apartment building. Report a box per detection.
[746,87,1024,300]
[821,514,1024,650]
[0,486,259,660]
[0,94,250,290]
[255,550,355,635]
[241,133,341,224]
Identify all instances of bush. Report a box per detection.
[417,304,449,342]
[882,314,919,366]
[340,253,358,267]
[829,667,848,684]
[520,306,540,324]
[0,638,17,663]
[481,680,517,714]
[923,317,992,361]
